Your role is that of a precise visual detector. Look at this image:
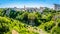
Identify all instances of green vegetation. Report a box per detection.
[0,8,60,34]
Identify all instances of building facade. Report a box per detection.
[54,4,60,10]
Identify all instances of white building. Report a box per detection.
[54,4,60,10]
[37,7,46,13]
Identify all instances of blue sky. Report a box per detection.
[0,0,60,8]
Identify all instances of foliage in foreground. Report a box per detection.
[0,16,39,34]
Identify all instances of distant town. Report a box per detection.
[4,4,60,11]
[2,4,60,16]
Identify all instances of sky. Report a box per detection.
[0,0,60,8]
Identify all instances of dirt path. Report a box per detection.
[12,27,49,34]
[28,27,50,34]
[12,30,19,34]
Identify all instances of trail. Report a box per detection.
[12,30,19,34]
[27,26,50,34]
[12,26,50,34]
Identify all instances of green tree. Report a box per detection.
[28,12,38,25]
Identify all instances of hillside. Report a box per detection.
[0,8,60,34]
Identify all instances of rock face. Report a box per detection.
[12,30,18,34]
[6,8,11,16]
[29,21,35,26]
